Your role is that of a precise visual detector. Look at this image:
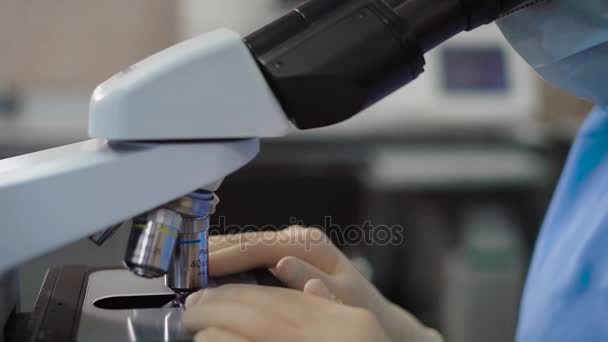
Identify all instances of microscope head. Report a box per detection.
[88,29,293,141]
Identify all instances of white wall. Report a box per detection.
[177,0,296,38]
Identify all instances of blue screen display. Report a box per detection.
[441,47,508,92]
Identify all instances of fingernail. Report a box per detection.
[275,256,291,272]
[304,279,334,300]
[276,257,300,278]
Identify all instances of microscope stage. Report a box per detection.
[10,266,281,341]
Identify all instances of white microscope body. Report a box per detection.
[0,0,531,337]
[0,29,293,337]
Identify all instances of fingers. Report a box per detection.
[273,256,329,290]
[303,279,336,301]
[193,327,251,342]
[209,227,304,253]
[186,284,333,321]
[209,227,343,277]
[208,231,275,252]
[183,284,394,342]
[183,300,295,341]
[185,291,201,308]
[188,255,332,309]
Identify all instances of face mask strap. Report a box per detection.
[499,0,550,18]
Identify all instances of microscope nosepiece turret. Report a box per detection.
[123,191,218,295]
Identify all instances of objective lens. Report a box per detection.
[165,217,210,293]
[124,190,218,296]
[124,208,183,278]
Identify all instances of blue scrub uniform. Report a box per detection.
[517,106,608,341]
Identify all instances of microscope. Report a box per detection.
[0,0,533,340]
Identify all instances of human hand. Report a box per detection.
[190,226,442,342]
[183,284,392,342]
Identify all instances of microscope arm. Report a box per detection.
[0,29,285,274]
[0,139,259,274]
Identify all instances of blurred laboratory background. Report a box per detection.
[0,1,594,341]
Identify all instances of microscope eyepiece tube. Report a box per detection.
[244,0,528,130]
[124,208,183,278]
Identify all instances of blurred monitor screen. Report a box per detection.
[441,47,508,92]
